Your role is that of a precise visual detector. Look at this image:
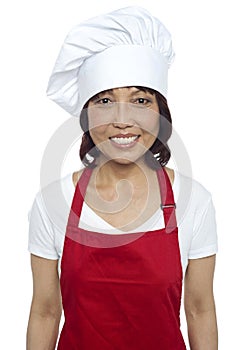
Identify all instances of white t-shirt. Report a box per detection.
[28,169,218,276]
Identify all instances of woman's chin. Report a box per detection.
[98,153,146,167]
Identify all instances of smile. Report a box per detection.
[109,135,140,149]
[110,135,139,145]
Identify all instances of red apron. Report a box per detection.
[58,167,186,349]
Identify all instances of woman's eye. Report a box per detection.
[135,98,151,105]
[98,98,112,104]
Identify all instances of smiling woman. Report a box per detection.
[80,86,172,169]
[27,6,218,350]
[87,86,160,165]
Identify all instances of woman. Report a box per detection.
[26,6,218,349]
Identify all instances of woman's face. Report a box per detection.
[87,86,160,165]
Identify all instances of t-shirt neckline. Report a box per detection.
[66,168,179,233]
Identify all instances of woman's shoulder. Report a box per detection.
[31,171,77,220]
[171,168,213,215]
[33,167,86,206]
[72,168,86,187]
[164,166,175,185]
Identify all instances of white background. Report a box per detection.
[0,0,232,348]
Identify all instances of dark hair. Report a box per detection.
[79,87,172,169]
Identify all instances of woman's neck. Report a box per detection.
[95,156,150,185]
[84,156,161,228]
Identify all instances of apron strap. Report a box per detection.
[67,167,93,227]
[156,167,177,231]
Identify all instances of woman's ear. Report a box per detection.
[80,108,89,133]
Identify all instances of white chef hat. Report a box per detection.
[46,6,175,118]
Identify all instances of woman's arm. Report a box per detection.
[26,254,62,350]
[184,255,218,349]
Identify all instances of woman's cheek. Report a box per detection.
[139,115,160,138]
[88,108,112,130]
[89,125,108,144]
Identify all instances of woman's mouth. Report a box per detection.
[109,135,140,148]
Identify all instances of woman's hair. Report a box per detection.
[79,87,172,169]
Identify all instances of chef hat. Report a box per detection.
[46,6,175,117]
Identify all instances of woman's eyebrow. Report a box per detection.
[90,89,113,101]
[99,88,148,95]
[131,89,145,94]
[130,88,152,95]
[91,88,153,101]
[98,89,114,95]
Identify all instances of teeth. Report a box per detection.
[111,136,138,145]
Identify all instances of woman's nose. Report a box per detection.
[112,102,134,128]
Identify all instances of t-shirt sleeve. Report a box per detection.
[28,192,59,260]
[188,195,218,259]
